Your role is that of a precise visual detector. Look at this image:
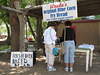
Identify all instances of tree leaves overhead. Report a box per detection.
[0,0,10,6]
[0,0,10,25]
[20,0,33,8]
[20,0,36,8]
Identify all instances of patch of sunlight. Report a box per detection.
[40,55,44,58]
[22,68,30,72]
[11,68,17,71]
[0,61,10,66]
[36,56,46,61]
[34,72,41,75]
[29,74,34,75]
[9,71,16,74]
[34,72,38,75]
[9,68,30,74]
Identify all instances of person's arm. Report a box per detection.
[51,29,57,41]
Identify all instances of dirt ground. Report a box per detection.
[0,50,100,75]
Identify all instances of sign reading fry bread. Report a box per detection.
[10,52,33,67]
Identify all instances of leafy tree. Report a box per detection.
[0,0,64,50]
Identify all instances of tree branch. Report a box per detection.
[0,5,23,14]
[0,13,8,18]
[26,16,36,39]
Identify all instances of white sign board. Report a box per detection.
[42,0,78,22]
[10,52,33,67]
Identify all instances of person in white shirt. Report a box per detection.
[44,21,57,71]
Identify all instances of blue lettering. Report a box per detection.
[67,6,76,11]
[57,12,68,17]
[44,10,46,14]
[43,8,56,14]
[50,14,55,18]
[58,8,66,12]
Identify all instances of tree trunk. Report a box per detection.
[9,0,20,51]
[36,19,44,49]
[35,0,44,50]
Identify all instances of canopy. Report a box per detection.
[24,0,100,19]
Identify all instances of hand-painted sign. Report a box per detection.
[42,0,78,22]
[10,52,33,67]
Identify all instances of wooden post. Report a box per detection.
[14,1,26,51]
[18,14,26,51]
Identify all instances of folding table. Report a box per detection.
[56,46,94,72]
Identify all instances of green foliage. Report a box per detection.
[0,9,6,13]
[0,0,10,6]
[61,0,67,1]
[30,17,37,31]
[71,17,82,20]
[25,17,37,37]
[94,15,100,19]
[43,0,56,4]
[0,45,11,51]
[26,29,32,36]
[42,22,48,32]
[20,0,36,8]
[0,0,10,26]
[20,0,29,8]
[0,26,7,34]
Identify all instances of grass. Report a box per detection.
[0,45,11,51]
